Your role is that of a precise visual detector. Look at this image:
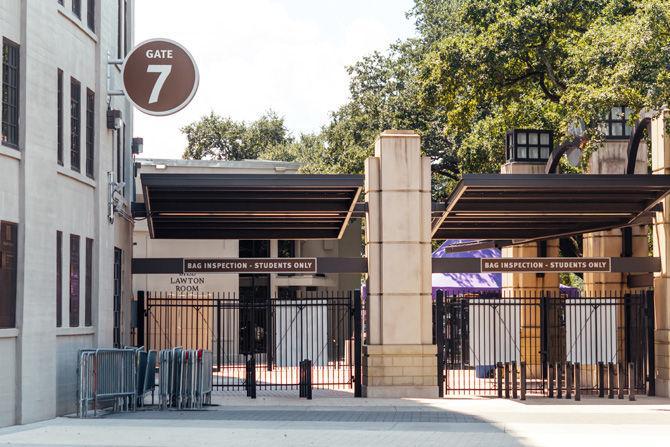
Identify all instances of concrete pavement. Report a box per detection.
[1,392,669,446]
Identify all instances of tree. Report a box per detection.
[307,0,670,196]
[181,0,670,195]
[417,0,670,175]
[181,110,292,160]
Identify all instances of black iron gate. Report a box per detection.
[434,290,655,397]
[139,290,362,394]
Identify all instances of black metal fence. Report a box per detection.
[139,290,362,393]
[434,290,655,398]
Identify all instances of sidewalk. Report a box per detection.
[1,392,669,446]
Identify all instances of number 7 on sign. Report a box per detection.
[146,64,172,104]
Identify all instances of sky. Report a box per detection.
[133,0,417,159]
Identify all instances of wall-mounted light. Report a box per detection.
[107,109,123,130]
[131,137,143,154]
[505,129,553,163]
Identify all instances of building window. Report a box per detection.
[72,0,81,19]
[0,222,17,329]
[117,0,123,59]
[70,77,81,172]
[122,126,127,195]
[278,240,296,258]
[239,240,270,258]
[2,39,20,148]
[87,0,95,32]
[57,69,63,165]
[278,286,299,300]
[69,234,80,327]
[85,89,94,178]
[600,106,634,139]
[114,0,131,57]
[56,231,63,327]
[113,247,122,347]
[85,238,93,326]
[116,127,121,183]
[124,0,130,55]
[115,125,127,194]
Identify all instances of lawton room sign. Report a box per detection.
[481,257,611,273]
[184,258,318,274]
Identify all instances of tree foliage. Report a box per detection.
[312,0,670,196]
[181,111,291,160]
[182,0,670,198]
[418,0,670,184]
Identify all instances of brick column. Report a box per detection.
[363,130,437,398]
[652,110,670,396]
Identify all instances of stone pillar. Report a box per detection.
[652,110,670,397]
[583,141,648,295]
[363,130,437,398]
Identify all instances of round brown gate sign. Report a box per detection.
[122,38,199,116]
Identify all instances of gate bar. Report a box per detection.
[646,290,656,396]
[628,362,636,401]
[556,362,562,399]
[435,291,445,398]
[575,363,581,401]
[354,289,362,398]
[504,363,510,399]
[497,363,503,398]
[136,291,145,347]
[608,362,615,399]
[512,362,518,399]
[520,362,526,401]
[566,362,573,399]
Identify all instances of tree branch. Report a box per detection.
[538,74,561,102]
[541,55,567,90]
[501,70,542,87]
[431,165,460,181]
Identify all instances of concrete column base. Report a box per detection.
[655,329,670,397]
[362,344,439,398]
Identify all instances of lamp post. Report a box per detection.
[506,129,553,163]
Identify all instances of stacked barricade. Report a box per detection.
[159,348,213,409]
[77,349,137,418]
[125,346,158,407]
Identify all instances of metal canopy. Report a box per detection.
[432,174,670,243]
[141,173,363,239]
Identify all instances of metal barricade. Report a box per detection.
[159,348,213,409]
[77,348,137,418]
[135,349,158,406]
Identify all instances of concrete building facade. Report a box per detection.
[0,0,135,426]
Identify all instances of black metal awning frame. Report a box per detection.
[140,173,363,240]
[431,174,670,245]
